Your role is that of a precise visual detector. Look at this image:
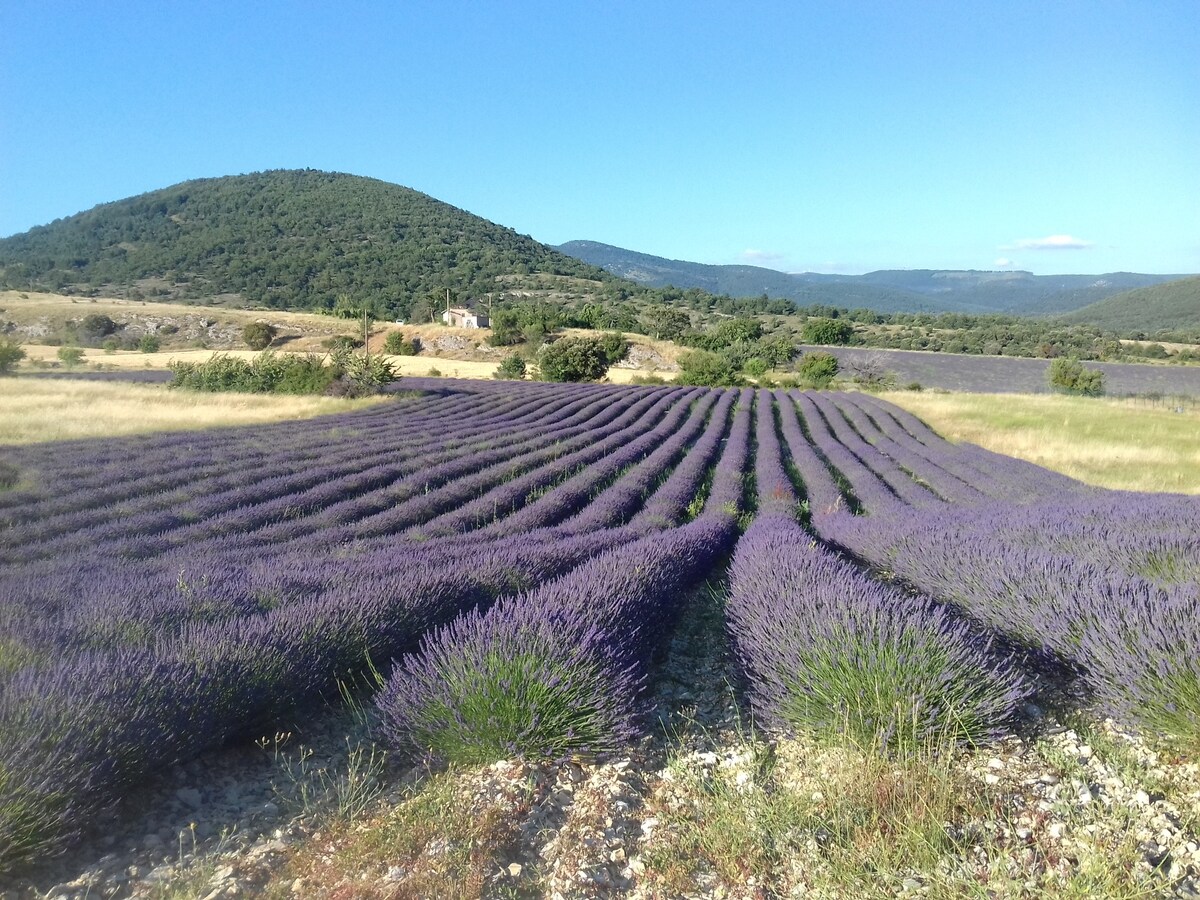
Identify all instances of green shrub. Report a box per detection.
[242,321,278,350]
[597,331,629,364]
[323,335,362,351]
[0,338,25,375]
[494,353,527,380]
[742,358,769,380]
[384,331,420,355]
[79,314,117,340]
[137,334,160,353]
[1048,357,1105,396]
[539,336,609,382]
[57,346,85,368]
[796,351,839,387]
[676,350,742,387]
[802,318,854,345]
[169,351,338,394]
[101,338,119,353]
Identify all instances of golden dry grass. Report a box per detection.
[884,390,1200,494]
[0,379,387,445]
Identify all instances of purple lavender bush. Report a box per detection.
[726,516,1030,751]
[377,516,736,764]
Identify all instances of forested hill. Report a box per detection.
[556,239,1186,316]
[0,170,615,318]
[1059,276,1200,333]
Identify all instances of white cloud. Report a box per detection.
[1002,234,1094,251]
[740,249,785,265]
[993,257,1016,268]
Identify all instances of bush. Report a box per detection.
[79,314,117,340]
[169,351,338,394]
[0,338,25,375]
[1048,357,1105,396]
[676,350,742,387]
[742,357,769,380]
[383,331,420,355]
[242,321,278,350]
[137,335,160,353]
[802,318,854,345]
[323,335,362,351]
[57,346,85,368]
[796,351,839,387]
[538,336,609,382]
[494,353,527,380]
[597,331,629,364]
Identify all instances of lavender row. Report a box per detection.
[375,396,753,762]
[772,389,846,518]
[403,388,694,539]
[823,395,988,505]
[378,515,737,764]
[0,392,733,651]
[98,382,655,557]
[729,399,1027,747]
[789,393,904,516]
[803,393,941,509]
[0,383,613,557]
[0,526,644,866]
[456,389,713,539]
[848,394,1085,502]
[820,497,1200,745]
[726,516,1031,749]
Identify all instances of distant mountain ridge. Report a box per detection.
[556,240,1187,316]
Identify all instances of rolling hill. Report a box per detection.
[1058,276,1200,334]
[0,170,615,317]
[556,240,1187,317]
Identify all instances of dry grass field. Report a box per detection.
[885,390,1200,494]
[0,379,387,445]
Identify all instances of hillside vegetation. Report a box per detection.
[1061,275,1200,334]
[0,170,614,319]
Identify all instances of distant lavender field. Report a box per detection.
[826,347,1200,396]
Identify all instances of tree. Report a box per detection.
[652,307,691,342]
[538,336,609,382]
[242,321,278,350]
[494,353,527,380]
[138,334,160,353]
[802,318,854,345]
[796,351,839,387]
[1048,357,1105,396]
[597,331,629,364]
[488,309,524,346]
[0,337,25,375]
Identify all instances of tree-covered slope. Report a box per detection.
[1059,276,1200,334]
[0,170,614,316]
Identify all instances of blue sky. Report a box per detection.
[2,1,1197,275]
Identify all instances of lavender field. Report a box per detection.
[829,346,1200,395]
[1,378,1198,869]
